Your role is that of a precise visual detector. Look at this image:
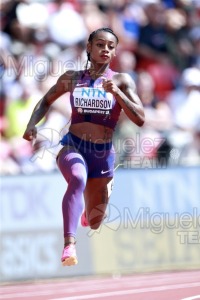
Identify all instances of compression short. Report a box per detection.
[59,132,115,178]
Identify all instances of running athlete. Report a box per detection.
[23,28,145,266]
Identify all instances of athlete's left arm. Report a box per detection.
[103,73,145,127]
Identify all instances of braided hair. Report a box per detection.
[88,27,118,46]
[85,27,119,70]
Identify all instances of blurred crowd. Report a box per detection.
[0,0,200,174]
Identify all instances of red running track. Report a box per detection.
[1,270,200,300]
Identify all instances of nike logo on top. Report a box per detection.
[76,83,87,86]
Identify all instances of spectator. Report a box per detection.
[4,84,40,173]
[81,2,108,34]
[165,8,193,71]
[136,0,179,99]
[166,67,200,165]
[115,49,137,81]
[47,0,87,48]
[107,0,146,52]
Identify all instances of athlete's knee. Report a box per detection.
[70,172,86,190]
[89,221,102,230]
[88,212,106,230]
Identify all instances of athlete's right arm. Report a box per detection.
[23,72,73,141]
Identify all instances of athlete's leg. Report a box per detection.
[57,146,88,244]
[83,177,114,230]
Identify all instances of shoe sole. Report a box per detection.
[62,256,78,266]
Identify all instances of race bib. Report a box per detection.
[73,87,113,115]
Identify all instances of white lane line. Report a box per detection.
[182,296,200,300]
[50,283,200,300]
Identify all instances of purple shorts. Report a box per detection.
[60,132,115,178]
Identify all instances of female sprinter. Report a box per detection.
[23,28,145,266]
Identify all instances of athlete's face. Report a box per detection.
[87,32,118,64]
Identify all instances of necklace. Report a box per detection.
[88,68,109,79]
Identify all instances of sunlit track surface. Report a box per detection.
[1,270,200,300]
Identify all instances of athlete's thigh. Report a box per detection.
[84,177,114,227]
[57,146,88,181]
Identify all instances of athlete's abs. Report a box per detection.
[69,123,113,143]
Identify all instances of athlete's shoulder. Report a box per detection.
[108,68,119,77]
[57,70,84,92]
[62,70,82,80]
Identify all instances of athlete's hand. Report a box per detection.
[102,79,120,96]
[23,125,37,142]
